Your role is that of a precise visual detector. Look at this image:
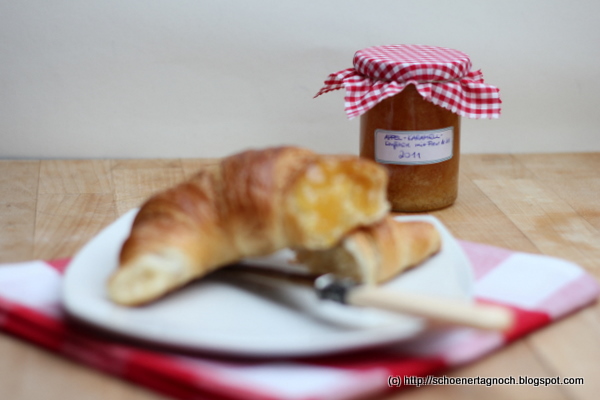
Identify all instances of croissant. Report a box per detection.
[108,146,390,305]
[295,216,442,285]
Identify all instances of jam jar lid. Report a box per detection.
[315,44,501,120]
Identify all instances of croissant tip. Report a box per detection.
[108,251,194,306]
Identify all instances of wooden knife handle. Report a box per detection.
[347,286,514,331]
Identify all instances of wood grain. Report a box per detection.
[515,153,600,232]
[472,178,600,270]
[527,309,600,400]
[0,161,39,262]
[38,159,113,194]
[33,194,116,260]
[111,159,185,216]
[0,153,598,400]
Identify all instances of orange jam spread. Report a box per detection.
[360,85,461,212]
[289,158,388,248]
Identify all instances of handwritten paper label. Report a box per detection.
[374,127,454,165]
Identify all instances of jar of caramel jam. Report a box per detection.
[315,44,501,212]
[359,85,461,212]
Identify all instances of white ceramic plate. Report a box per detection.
[62,210,473,357]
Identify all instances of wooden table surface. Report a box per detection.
[0,153,599,400]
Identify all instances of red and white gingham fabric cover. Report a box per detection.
[0,241,597,400]
[315,44,502,119]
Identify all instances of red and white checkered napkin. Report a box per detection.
[315,44,502,119]
[0,242,597,400]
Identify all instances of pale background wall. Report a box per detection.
[2,0,600,159]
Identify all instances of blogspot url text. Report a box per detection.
[388,375,584,388]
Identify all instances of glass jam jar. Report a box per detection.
[315,44,501,212]
[359,85,461,212]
